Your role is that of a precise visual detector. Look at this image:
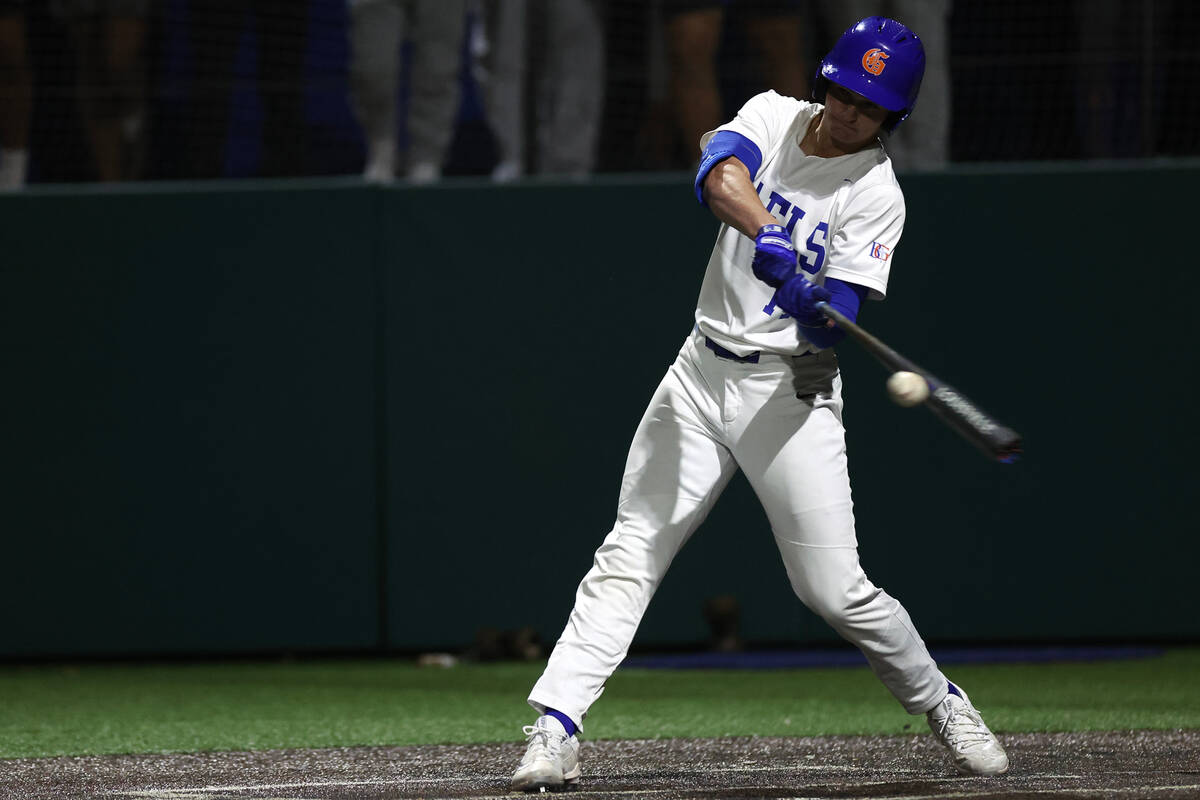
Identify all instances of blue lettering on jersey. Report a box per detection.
[756,183,830,318]
[786,206,805,235]
[799,221,828,275]
[765,190,791,219]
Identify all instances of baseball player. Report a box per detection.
[511,17,1009,792]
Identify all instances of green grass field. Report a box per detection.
[1,648,1197,760]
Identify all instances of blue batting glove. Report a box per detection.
[775,273,832,328]
[751,224,798,288]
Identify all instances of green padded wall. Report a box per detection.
[2,163,1196,658]
[1,182,381,657]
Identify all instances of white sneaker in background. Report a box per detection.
[362,137,395,183]
[491,158,523,183]
[926,682,1009,776]
[511,714,581,792]
[0,148,29,190]
[406,161,441,184]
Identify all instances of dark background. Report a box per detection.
[18,0,1200,183]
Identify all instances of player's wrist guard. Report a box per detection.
[751,224,798,288]
[756,224,788,241]
[776,273,832,327]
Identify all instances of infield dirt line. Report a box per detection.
[114,775,478,794]
[110,772,1197,800]
[109,763,960,797]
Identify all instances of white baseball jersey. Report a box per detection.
[696,90,906,357]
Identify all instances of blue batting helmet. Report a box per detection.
[813,16,926,131]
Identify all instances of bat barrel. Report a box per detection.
[926,385,1023,463]
[816,302,1022,463]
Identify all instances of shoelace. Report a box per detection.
[521,723,564,761]
[934,700,993,751]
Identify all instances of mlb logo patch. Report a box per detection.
[869,242,892,261]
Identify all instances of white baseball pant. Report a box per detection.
[529,331,949,729]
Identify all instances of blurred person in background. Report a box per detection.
[664,0,810,168]
[0,0,32,188]
[177,0,310,178]
[347,0,468,183]
[1073,0,1170,158]
[479,0,605,181]
[51,0,148,181]
[819,0,950,169]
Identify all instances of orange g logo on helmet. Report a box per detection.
[862,48,888,75]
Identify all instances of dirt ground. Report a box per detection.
[3,729,1198,800]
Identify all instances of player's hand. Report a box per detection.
[751,224,798,288]
[775,273,832,328]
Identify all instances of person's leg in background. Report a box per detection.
[0,1,32,188]
[664,0,725,165]
[741,0,809,102]
[404,0,466,182]
[183,0,242,177]
[253,0,310,176]
[480,0,525,181]
[535,0,604,177]
[58,0,149,181]
[887,0,950,169]
[347,0,402,181]
[1073,0,1138,158]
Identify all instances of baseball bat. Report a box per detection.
[815,302,1023,463]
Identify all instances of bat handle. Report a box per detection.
[815,301,848,327]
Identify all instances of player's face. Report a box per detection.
[823,83,890,152]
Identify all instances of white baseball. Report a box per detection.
[886,371,929,407]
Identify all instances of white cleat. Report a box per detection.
[511,715,581,792]
[926,682,1009,776]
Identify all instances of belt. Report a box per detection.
[703,336,817,363]
[704,337,760,363]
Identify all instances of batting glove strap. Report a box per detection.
[751,224,798,288]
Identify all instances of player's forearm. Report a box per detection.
[701,158,777,240]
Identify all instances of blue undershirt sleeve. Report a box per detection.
[800,277,870,350]
[694,131,763,205]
